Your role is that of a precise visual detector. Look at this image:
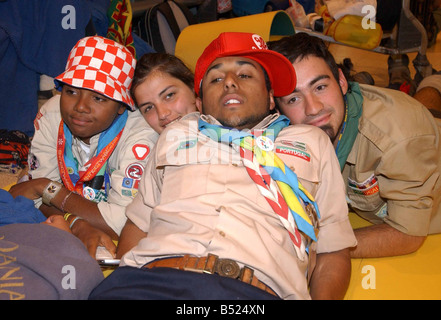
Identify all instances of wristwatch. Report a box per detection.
[42,181,63,206]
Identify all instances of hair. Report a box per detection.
[130,53,195,106]
[268,33,341,83]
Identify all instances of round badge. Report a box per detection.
[83,186,96,200]
[255,136,274,152]
[125,163,144,180]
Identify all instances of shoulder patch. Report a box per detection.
[125,163,144,180]
[132,144,150,160]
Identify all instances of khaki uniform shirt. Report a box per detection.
[123,112,356,300]
[343,84,441,236]
[29,95,158,235]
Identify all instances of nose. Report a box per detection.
[156,104,171,121]
[304,94,324,116]
[73,95,91,113]
[224,72,238,91]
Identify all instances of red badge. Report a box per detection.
[132,144,150,160]
[125,163,144,180]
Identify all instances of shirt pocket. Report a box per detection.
[347,174,385,212]
[156,141,215,203]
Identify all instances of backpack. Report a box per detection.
[132,0,197,54]
[0,129,31,168]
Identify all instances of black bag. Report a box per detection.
[0,129,31,168]
[133,0,196,54]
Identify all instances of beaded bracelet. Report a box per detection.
[60,191,75,213]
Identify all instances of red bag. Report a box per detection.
[0,130,31,168]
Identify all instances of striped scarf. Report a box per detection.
[199,116,320,258]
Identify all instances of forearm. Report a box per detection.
[309,248,351,300]
[116,218,147,259]
[44,185,118,240]
[350,223,426,258]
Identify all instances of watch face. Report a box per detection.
[48,184,59,194]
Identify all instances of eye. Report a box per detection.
[288,96,299,104]
[165,91,176,100]
[63,86,77,95]
[282,94,300,105]
[238,73,251,79]
[140,104,154,114]
[209,77,223,84]
[316,84,327,91]
[92,95,107,103]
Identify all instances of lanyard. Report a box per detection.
[56,121,123,195]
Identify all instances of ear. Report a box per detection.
[269,89,276,111]
[117,104,126,115]
[338,68,349,95]
[195,97,202,112]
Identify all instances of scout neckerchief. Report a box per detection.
[199,115,320,259]
[57,110,128,202]
[335,82,364,171]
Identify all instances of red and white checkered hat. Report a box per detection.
[55,36,136,110]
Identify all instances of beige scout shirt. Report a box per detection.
[29,95,158,235]
[122,112,356,300]
[342,84,441,236]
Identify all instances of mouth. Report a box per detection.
[307,113,332,128]
[222,95,243,107]
[70,116,92,127]
[163,116,182,128]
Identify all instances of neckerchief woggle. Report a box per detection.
[57,110,128,201]
[199,115,320,252]
[335,82,363,171]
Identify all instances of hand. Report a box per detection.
[8,178,50,200]
[42,215,72,233]
[70,218,117,259]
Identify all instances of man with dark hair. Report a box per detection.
[270,32,441,259]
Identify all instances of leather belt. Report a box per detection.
[144,253,277,297]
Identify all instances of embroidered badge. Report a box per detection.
[28,154,39,171]
[375,203,388,219]
[280,140,307,151]
[122,189,133,197]
[132,144,150,160]
[177,139,197,150]
[33,111,43,131]
[125,163,144,180]
[122,177,134,188]
[276,146,311,162]
[348,174,379,196]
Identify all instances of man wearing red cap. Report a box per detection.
[89,32,356,300]
[9,36,158,257]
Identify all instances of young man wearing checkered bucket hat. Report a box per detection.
[9,36,158,257]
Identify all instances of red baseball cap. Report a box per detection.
[194,32,296,97]
[55,36,136,110]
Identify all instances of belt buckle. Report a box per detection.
[204,254,241,279]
